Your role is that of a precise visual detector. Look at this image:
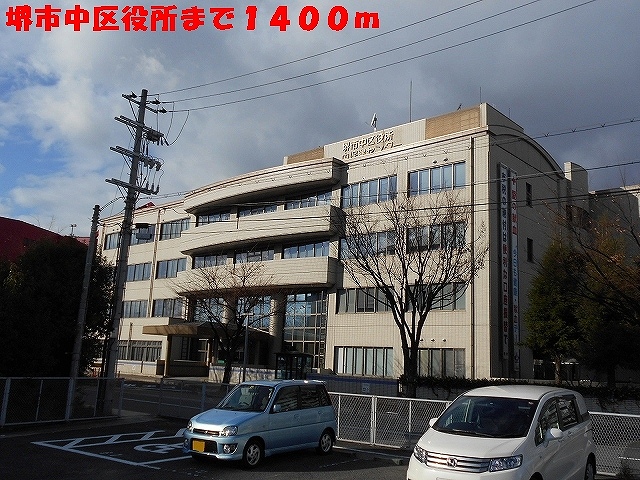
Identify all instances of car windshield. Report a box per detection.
[433,395,538,438]
[217,384,274,412]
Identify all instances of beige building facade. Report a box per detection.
[100,103,592,381]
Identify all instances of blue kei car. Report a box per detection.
[183,379,337,468]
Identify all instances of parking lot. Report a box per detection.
[0,415,409,480]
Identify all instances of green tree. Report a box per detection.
[523,240,583,385]
[0,238,113,376]
[573,218,640,387]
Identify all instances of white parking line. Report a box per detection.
[32,429,188,469]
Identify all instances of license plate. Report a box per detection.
[192,440,205,452]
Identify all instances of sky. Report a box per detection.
[1,0,639,236]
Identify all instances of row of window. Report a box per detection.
[336,283,466,314]
[104,218,191,249]
[341,175,397,208]
[408,162,466,195]
[192,240,330,269]
[335,346,466,379]
[340,222,467,260]
[117,340,162,362]
[126,258,186,282]
[123,298,185,318]
[194,191,333,227]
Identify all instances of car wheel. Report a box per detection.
[242,439,263,468]
[317,429,334,455]
[584,458,596,480]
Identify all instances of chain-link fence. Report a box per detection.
[592,412,640,476]
[331,392,448,448]
[0,377,124,426]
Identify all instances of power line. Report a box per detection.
[162,0,597,113]
[150,0,486,97]
[159,0,543,105]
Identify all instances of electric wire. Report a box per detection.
[159,0,544,105]
[150,0,486,97]
[161,0,598,113]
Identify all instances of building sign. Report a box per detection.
[510,174,520,373]
[341,130,397,159]
[500,165,510,361]
[499,165,521,374]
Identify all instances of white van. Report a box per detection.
[407,385,596,480]
[183,379,337,468]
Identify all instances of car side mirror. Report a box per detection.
[429,418,438,428]
[545,427,563,442]
[272,404,282,413]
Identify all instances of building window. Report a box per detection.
[418,348,465,377]
[238,203,277,217]
[104,232,119,250]
[122,300,148,318]
[118,340,161,361]
[153,298,183,317]
[196,211,230,226]
[193,253,228,268]
[339,230,396,259]
[341,175,397,208]
[235,248,274,263]
[526,182,533,207]
[337,287,391,313]
[283,241,329,259]
[407,222,466,251]
[284,292,328,370]
[286,190,332,209]
[240,296,272,331]
[126,262,151,282]
[156,258,187,279]
[527,238,534,262]
[408,283,466,311]
[408,162,466,196]
[334,346,393,377]
[160,218,190,240]
[130,225,155,245]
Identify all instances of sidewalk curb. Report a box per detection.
[335,442,412,466]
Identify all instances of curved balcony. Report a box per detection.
[184,157,345,213]
[176,256,339,290]
[180,205,342,255]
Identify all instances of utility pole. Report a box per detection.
[102,89,163,413]
[65,204,100,421]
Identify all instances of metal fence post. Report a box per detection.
[0,378,10,427]
[117,378,124,416]
[370,395,376,445]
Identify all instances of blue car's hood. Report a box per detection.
[192,408,263,429]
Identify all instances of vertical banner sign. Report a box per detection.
[499,165,510,361]
[510,173,520,373]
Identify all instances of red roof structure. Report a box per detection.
[0,217,62,262]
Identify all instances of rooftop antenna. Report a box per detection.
[370,113,378,132]
[409,80,412,122]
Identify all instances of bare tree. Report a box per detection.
[173,260,281,385]
[337,191,488,397]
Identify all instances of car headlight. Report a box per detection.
[221,426,238,437]
[489,455,522,472]
[186,420,193,432]
[413,444,427,464]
